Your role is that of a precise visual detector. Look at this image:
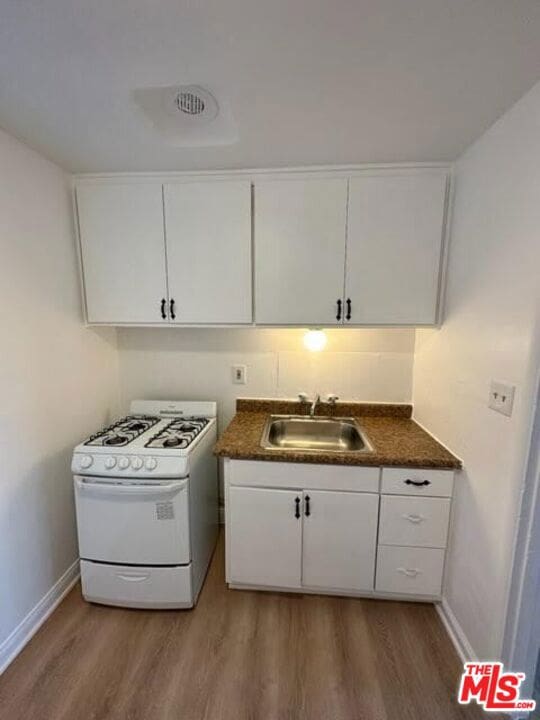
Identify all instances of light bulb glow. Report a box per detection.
[303,329,327,352]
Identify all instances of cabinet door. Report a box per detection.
[228,486,302,588]
[302,490,379,591]
[254,178,347,325]
[345,172,447,324]
[76,183,168,323]
[164,181,252,324]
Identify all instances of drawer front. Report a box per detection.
[375,546,445,597]
[381,467,454,497]
[378,495,451,548]
[80,561,193,609]
[228,459,380,493]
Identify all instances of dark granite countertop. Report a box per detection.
[214,399,461,470]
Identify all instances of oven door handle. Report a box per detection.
[75,478,187,496]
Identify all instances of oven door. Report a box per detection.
[74,476,190,565]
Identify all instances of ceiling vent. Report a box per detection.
[133,84,236,147]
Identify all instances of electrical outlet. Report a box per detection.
[488,381,515,417]
[232,364,247,385]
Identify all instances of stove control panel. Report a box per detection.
[71,452,189,479]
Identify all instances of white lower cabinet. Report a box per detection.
[228,486,302,588]
[302,490,379,591]
[225,460,454,601]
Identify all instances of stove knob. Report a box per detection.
[145,457,157,471]
[118,456,130,470]
[80,455,93,469]
[104,457,117,469]
[132,457,143,470]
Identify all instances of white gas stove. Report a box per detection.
[72,400,216,479]
[72,400,219,609]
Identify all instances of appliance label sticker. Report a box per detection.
[156,501,175,520]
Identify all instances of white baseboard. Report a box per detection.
[436,598,477,664]
[0,559,80,675]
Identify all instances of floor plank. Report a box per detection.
[0,534,492,719]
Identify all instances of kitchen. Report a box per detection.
[1,2,540,719]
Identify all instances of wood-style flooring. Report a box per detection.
[0,534,493,720]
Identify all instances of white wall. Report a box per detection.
[413,81,540,660]
[116,327,415,430]
[0,129,119,657]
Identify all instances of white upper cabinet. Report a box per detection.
[164,181,252,324]
[254,178,348,325]
[76,183,168,324]
[345,172,447,324]
[75,168,449,326]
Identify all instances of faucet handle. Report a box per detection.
[298,392,309,403]
[326,394,339,405]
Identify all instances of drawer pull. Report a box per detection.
[397,567,421,578]
[402,513,425,524]
[404,479,431,487]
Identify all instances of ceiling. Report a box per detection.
[2,0,540,173]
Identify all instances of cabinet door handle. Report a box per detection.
[402,513,425,524]
[294,497,301,519]
[160,298,167,319]
[336,299,342,321]
[346,298,352,321]
[404,479,431,487]
[397,567,421,578]
[170,298,176,320]
[305,495,311,517]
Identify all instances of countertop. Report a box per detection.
[214,399,461,470]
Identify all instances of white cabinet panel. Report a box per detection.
[76,183,168,323]
[375,546,445,597]
[254,178,348,325]
[228,486,302,588]
[228,459,380,493]
[345,172,447,324]
[302,490,379,591]
[378,495,451,548]
[164,181,252,324]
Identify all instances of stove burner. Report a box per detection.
[164,437,184,448]
[127,422,146,432]
[104,435,128,446]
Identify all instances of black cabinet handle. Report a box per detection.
[294,497,301,519]
[160,298,167,319]
[346,298,352,321]
[305,495,311,517]
[170,299,176,320]
[336,299,342,321]
[404,479,431,487]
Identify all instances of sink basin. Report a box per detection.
[261,415,374,453]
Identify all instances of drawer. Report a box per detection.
[80,560,193,609]
[228,459,380,493]
[375,546,445,597]
[381,467,454,497]
[378,495,451,548]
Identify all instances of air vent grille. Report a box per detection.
[176,91,205,115]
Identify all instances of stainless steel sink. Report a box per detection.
[261,415,374,453]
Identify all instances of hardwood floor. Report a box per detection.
[0,534,491,720]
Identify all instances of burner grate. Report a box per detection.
[144,417,209,450]
[84,415,160,447]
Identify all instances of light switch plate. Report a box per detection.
[489,381,515,417]
[232,364,247,385]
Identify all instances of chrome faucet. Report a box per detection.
[297,392,320,417]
